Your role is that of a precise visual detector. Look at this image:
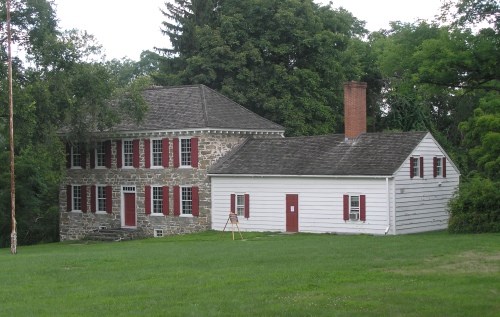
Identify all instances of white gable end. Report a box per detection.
[393,133,460,234]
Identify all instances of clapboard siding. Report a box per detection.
[211,177,391,235]
[394,133,460,234]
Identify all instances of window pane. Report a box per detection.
[350,195,359,221]
[96,142,105,167]
[181,187,192,214]
[153,186,163,214]
[124,140,133,167]
[72,144,81,167]
[412,157,419,177]
[181,139,191,166]
[152,140,162,166]
[97,186,106,212]
[236,194,245,216]
[436,158,442,176]
[73,186,81,210]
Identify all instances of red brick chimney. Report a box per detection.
[344,81,367,140]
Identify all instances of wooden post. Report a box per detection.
[7,0,17,255]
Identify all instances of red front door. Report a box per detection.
[124,192,136,227]
[286,194,299,232]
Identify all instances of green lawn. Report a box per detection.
[1,231,499,317]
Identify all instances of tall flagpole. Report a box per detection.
[7,0,17,254]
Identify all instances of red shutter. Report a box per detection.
[433,157,437,178]
[80,145,86,169]
[145,185,151,215]
[410,157,415,178]
[173,138,179,168]
[343,194,349,221]
[360,195,366,222]
[163,186,169,215]
[191,137,199,168]
[173,186,180,216]
[192,186,199,217]
[230,194,236,213]
[67,185,72,211]
[81,185,87,213]
[90,148,95,169]
[144,139,151,169]
[66,143,71,168]
[442,158,447,178]
[116,140,122,168]
[244,194,250,219]
[419,157,424,178]
[162,138,169,168]
[104,140,112,168]
[106,186,113,214]
[90,185,96,213]
[133,139,140,168]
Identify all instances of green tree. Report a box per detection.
[156,0,373,136]
[0,0,149,247]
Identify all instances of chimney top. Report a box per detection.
[344,81,367,140]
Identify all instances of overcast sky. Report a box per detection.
[53,0,444,61]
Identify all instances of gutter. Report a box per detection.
[208,173,394,179]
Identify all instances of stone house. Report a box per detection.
[60,85,284,240]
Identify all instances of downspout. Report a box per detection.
[385,177,391,235]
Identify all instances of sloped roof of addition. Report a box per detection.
[209,131,429,176]
[112,84,284,132]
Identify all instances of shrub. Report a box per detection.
[448,176,500,233]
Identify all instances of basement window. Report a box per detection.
[154,229,164,238]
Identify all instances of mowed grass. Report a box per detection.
[1,231,499,317]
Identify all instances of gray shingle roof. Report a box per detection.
[209,132,429,176]
[112,85,284,132]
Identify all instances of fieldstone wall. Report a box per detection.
[59,132,278,241]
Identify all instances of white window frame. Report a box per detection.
[123,139,134,168]
[435,156,443,177]
[71,144,82,169]
[96,185,107,214]
[151,138,163,168]
[349,195,360,221]
[152,186,163,215]
[72,185,82,212]
[412,156,420,178]
[236,194,245,217]
[95,142,106,168]
[180,138,192,167]
[181,186,193,216]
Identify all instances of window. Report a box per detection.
[349,196,360,221]
[180,138,191,166]
[71,144,81,168]
[436,158,442,176]
[152,186,163,214]
[97,186,106,212]
[123,140,133,167]
[343,194,366,222]
[181,187,192,215]
[73,185,82,211]
[434,157,447,178]
[152,139,163,167]
[154,229,164,237]
[410,156,424,178]
[95,142,106,167]
[236,195,245,217]
[174,186,198,217]
[411,157,419,178]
